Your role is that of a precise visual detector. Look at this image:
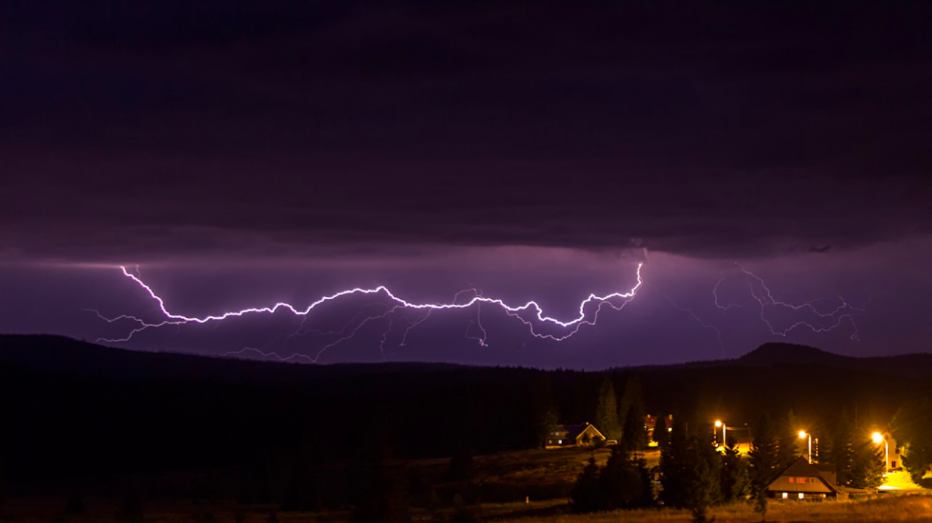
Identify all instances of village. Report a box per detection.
[545,408,928,521]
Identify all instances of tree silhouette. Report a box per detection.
[653,414,669,448]
[829,409,856,486]
[749,412,779,496]
[659,417,690,507]
[685,434,721,523]
[599,445,652,509]
[776,410,801,469]
[594,378,622,442]
[569,457,601,513]
[535,411,559,449]
[720,441,750,502]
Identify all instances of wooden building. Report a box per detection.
[545,423,605,448]
[766,457,838,499]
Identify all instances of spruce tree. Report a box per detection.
[619,376,648,450]
[830,410,856,487]
[570,457,602,513]
[749,413,779,495]
[653,414,669,448]
[535,411,559,449]
[594,378,622,442]
[850,439,885,489]
[753,489,767,522]
[599,446,652,509]
[776,410,801,469]
[621,392,648,452]
[685,435,721,523]
[659,418,690,507]
[892,398,932,484]
[720,441,750,502]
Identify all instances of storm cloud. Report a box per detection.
[2,1,931,263]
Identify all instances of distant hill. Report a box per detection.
[733,342,932,379]
[737,342,855,367]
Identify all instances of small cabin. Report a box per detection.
[766,457,838,500]
[546,423,605,448]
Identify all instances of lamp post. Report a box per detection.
[715,420,726,447]
[798,430,811,464]
[872,431,889,475]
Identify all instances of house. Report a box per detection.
[878,433,904,473]
[546,422,605,448]
[765,457,838,500]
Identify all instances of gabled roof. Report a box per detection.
[767,457,838,495]
[553,423,604,441]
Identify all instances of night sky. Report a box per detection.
[2,2,931,368]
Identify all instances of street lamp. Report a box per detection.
[715,420,726,447]
[872,431,889,476]
[798,430,812,464]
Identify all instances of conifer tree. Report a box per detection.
[892,398,932,484]
[850,439,885,489]
[653,414,669,448]
[720,441,751,502]
[830,409,856,487]
[594,378,622,442]
[599,445,652,509]
[685,435,721,523]
[535,411,559,449]
[659,418,690,507]
[569,457,602,513]
[621,392,648,452]
[619,376,648,450]
[776,410,801,469]
[749,413,779,495]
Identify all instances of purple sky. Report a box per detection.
[2,2,931,367]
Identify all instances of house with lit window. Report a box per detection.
[545,422,605,448]
[765,457,838,499]
[876,433,904,473]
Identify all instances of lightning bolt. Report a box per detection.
[717,263,868,341]
[650,285,726,358]
[91,263,644,360]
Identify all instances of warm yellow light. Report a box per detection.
[715,420,722,428]
[872,432,884,444]
[798,430,807,439]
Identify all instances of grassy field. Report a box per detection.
[3,448,928,523]
[6,495,932,523]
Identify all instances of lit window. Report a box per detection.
[788,478,794,483]
[782,492,788,499]
[798,493,804,500]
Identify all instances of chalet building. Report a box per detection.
[879,433,904,473]
[546,423,605,448]
[766,457,838,500]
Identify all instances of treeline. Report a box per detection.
[0,337,928,498]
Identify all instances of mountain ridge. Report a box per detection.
[2,334,931,380]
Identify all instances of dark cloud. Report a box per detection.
[2,1,931,262]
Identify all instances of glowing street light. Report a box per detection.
[798,430,812,464]
[715,419,726,447]
[872,431,889,475]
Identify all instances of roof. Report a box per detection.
[554,423,604,441]
[767,457,838,495]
